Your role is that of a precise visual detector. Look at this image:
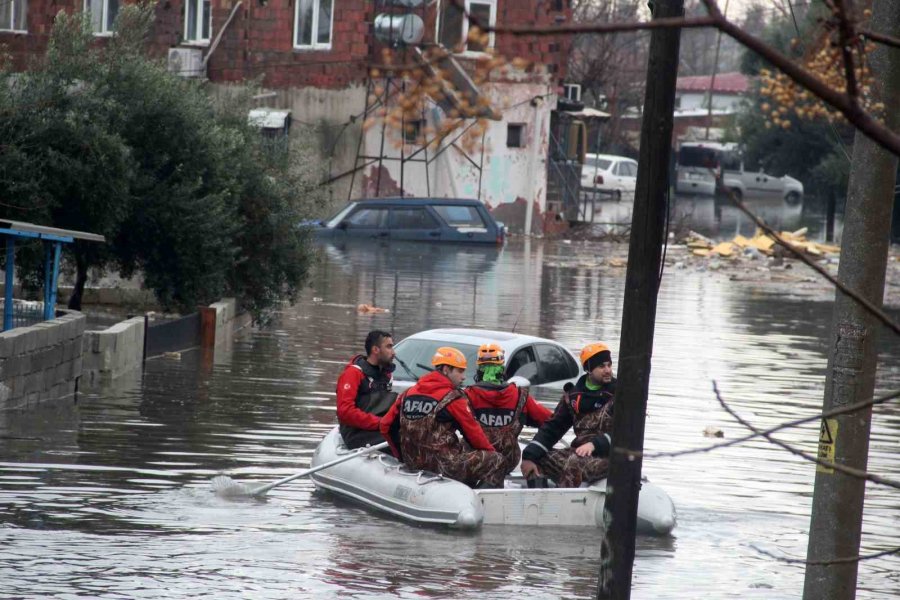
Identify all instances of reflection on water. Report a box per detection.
[1,239,898,599]
[592,193,845,243]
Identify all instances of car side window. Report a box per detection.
[507,346,538,382]
[344,208,389,229]
[614,162,624,176]
[625,162,638,176]
[536,344,578,383]
[391,208,439,229]
[433,205,486,228]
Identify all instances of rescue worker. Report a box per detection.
[465,343,553,478]
[519,342,616,487]
[336,330,397,449]
[380,346,506,488]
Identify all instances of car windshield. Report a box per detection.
[678,147,719,169]
[585,157,612,170]
[432,205,486,229]
[394,339,481,385]
[324,203,357,228]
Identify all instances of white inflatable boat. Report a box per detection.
[310,427,676,534]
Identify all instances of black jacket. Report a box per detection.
[522,375,615,462]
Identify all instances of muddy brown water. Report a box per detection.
[1,235,899,599]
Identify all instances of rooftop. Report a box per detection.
[676,72,750,95]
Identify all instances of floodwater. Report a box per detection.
[2,222,899,598]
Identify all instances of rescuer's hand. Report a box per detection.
[575,442,595,457]
[520,459,541,479]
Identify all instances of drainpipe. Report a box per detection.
[524,98,543,235]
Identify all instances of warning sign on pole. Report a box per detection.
[816,418,838,474]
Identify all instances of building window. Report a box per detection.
[184,0,211,44]
[294,0,333,50]
[0,0,27,32]
[403,120,424,144]
[85,0,118,35]
[439,0,495,52]
[507,123,525,148]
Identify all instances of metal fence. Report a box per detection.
[144,312,202,358]
[0,300,47,331]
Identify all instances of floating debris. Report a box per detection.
[357,304,389,314]
[703,426,724,438]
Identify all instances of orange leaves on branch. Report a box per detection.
[759,9,883,127]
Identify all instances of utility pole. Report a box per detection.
[597,0,683,598]
[802,0,900,597]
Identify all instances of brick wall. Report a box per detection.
[0,310,85,410]
[1,0,572,89]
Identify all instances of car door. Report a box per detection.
[338,206,390,239]
[535,343,580,386]
[389,206,442,241]
[620,161,638,193]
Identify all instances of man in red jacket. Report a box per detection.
[336,330,397,449]
[465,343,552,478]
[381,347,506,488]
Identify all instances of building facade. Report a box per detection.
[1,0,574,233]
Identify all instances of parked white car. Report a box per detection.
[581,154,638,200]
[391,328,581,393]
[723,170,804,203]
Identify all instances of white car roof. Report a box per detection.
[400,328,561,352]
[585,153,636,163]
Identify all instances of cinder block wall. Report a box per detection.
[82,316,146,384]
[0,311,86,410]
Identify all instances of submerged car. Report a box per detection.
[307,198,506,244]
[392,328,582,393]
[581,154,638,200]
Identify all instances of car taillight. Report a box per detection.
[595,175,604,184]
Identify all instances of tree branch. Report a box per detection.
[751,544,900,565]
[861,28,900,49]
[615,388,900,460]
[723,188,900,338]
[700,0,900,156]
[712,381,900,491]
[831,0,860,101]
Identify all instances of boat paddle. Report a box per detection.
[211,441,389,499]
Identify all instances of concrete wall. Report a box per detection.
[0,310,85,410]
[82,316,146,384]
[209,298,252,346]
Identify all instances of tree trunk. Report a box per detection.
[802,0,900,596]
[67,251,87,311]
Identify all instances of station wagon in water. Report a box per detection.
[309,198,506,244]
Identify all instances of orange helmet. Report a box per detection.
[431,346,468,370]
[580,342,611,368]
[477,343,505,365]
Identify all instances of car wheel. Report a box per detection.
[785,191,801,205]
[615,190,622,202]
[730,188,743,202]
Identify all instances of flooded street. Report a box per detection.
[2,231,899,598]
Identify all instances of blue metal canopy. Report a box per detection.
[0,220,105,330]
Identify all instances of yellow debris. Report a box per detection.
[711,242,735,257]
[692,248,711,257]
[733,235,751,248]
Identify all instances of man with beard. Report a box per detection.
[519,342,616,487]
[336,330,397,449]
